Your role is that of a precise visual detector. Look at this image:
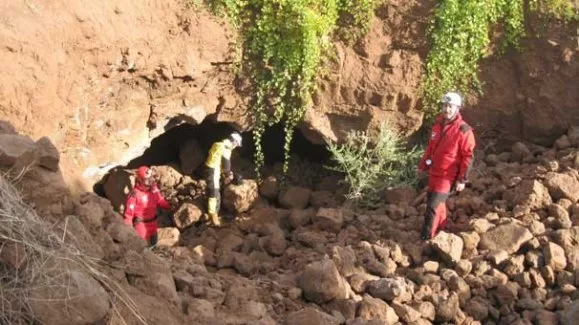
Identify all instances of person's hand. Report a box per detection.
[455,181,466,192]
[222,171,234,184]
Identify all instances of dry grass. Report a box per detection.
[0,171,147,325]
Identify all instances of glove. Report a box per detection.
[222,171,234,185]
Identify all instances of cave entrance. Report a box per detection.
[123,120,333,177]
[93,117,335,200]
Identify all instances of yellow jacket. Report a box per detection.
[205,139,234,172]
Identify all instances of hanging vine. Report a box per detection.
[421,0,577,119]
[203,0,378,177]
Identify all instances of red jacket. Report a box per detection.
[419,113,475,182]
[123,183,170,225]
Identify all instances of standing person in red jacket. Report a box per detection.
[123,166,171,246]
[418,92,476,240]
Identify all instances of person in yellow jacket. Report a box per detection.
[204,132,242,226]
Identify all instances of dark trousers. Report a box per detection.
[204,167,221,215]
[421,191,450,240]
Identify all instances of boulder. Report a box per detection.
[57,215,104,259]
[506,180,552,210]
[223,179,259,213]
[279,186,311,209]
[157,227,180,247]
[153,165,182,189]
[543,242,567,272]
[123,250,179,303]
[102,168,134,212]
[431,231,464,263]
[173,202,203,229]
[297,259,349,304]
[0,133,36,168]
[544,172,579,202]
[479,223,533,254]
[35,136,60,171]
[367,277,412,302]
[511,142,532,162]
[0,121,16,134]
[314,208,344,233]
[29,268,110,325]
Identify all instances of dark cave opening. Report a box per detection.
[245,123,332,165]
[93,117,333,196]
[124,120,331,172]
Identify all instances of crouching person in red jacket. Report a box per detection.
[123,166,171,246]
[418,92,476,240]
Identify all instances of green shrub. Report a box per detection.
[325,122,423,206]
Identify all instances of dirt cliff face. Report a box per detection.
[0,0,577,188]
[0,0,245,190]
[466,22,578,150]
[302,0,434,144]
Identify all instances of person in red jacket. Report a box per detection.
[418,92,476,240]
[123,166,171,246]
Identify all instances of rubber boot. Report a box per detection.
[208,212,221,226]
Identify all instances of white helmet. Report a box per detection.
[442,92,462,107]
[229,132,242,147]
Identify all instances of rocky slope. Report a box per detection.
[2,120,579,325]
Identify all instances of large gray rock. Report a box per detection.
[123,249,179,303]
[431,231,464,263]
[157,227,180,247]
[35,136,60,171]
[297,259,349,304]
[358,294,399,323]
[506,180,552,210]
[173,202,203,229]
[0,133,36,167]
[544,242,567,272]
[102,168,134,212]
[479,222,533,254]
[223,179,259,213]
[544,172,579,202]
[0,134,60,171]
[29,268,110,325]
[367,277,413,302]
[314,208,344,233]
[56,215,104,260]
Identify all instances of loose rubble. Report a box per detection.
[1,121,578,324]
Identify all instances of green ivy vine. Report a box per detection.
[422,0,577,119]
[203,0,378,177]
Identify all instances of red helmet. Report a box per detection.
[136,166,154,187]
[136,166,151,180]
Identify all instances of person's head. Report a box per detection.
[136,166,154,188]
[440,92,462,120]
[229,132,242,148]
